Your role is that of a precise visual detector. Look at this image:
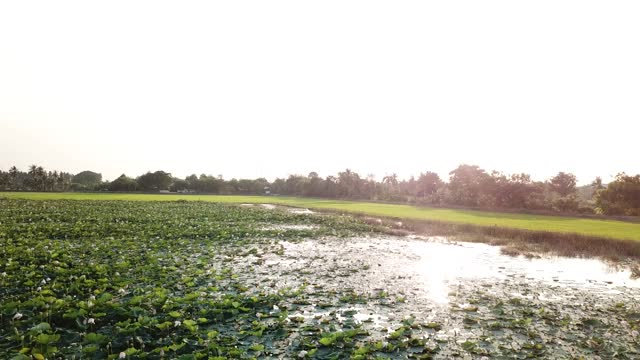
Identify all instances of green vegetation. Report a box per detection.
[597,173,640,216]
[3,192,640,241]
[4,163,640,216]
[2,199,639,359]
[0,200,376,359]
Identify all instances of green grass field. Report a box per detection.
[2,191,640,241]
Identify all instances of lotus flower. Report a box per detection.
[88,318,95,324]
[12,313,22,320]
[119,352,126,359]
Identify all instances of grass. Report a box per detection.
[2,191,640,242]
[373,217,640,261]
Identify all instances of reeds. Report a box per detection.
[360,215,640,261]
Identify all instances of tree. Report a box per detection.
[26,165,47,191]
[72,171,102,187]
[271,178,286,195]
[416,172,442,198]
[9,166,18,189]
[596,173,640,216]
[380,173,401,200]
[489,172,539,209]
[0,171,9,190]
[549,172,577,197]
[109,174,138,191]
[36,166,46,191]
[196,175,221,193]
[591,176,605,191]
[136,171,172,191]
[552,195,579,212]
[45,171,55,191]
[283,175,307,195]
[170,178,189,192]
[304,172,325,197]
[382,173,399,187]
[448,164,491,206]
[337,169,364,199]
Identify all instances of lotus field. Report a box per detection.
[1,199,640,359]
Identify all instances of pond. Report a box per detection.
[217,235,640,358]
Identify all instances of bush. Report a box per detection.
[552,196,579,212]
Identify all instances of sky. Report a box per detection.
[1,1,639,184]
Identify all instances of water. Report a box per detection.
[211,235,640,357]
[260,224,319,231]
[276,236,640,305]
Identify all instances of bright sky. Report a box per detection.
[1,1,639,184]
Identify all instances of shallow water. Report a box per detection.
[276,237,640,303]
[288,208,315,214]
[214,236,640,357]
[260,224,319,231]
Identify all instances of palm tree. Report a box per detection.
[382,173,399,200]
[51,171,59,191]
[28,165,47,191]
[27,165,38,190]
[382,173,398,187]
[56,172,65,191]
[36,166,46,191]
[591,177,604,190]
[9,166,18,190]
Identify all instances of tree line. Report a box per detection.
[1,164,639,216]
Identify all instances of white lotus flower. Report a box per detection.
[1,272,7,277]
[298,350,308,358]
[88,318,95,324]
[632,330,639,338]
[273,305,279,311]
[118,288,126,294]
[40,279,47,285]
[90,295,96,300]
[37,287,42,291]
[174,320,181,327]
[13,313,22,320]
[119,352,126,359]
